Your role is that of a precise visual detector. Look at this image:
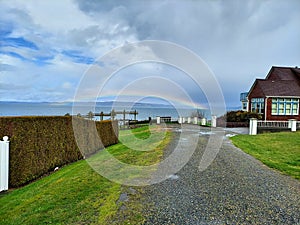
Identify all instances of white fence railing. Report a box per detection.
[0,136,9,192]
[250,119,297,135]
[257,120,289,128]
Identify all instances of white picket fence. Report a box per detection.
[176,116,217,127]
[249,119,297,135]
[0,136,9,192]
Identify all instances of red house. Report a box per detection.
[245,66,300,121]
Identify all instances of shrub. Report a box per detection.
[217,110,262,127]
[220,110,262,122]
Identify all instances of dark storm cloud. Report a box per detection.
[75,0,300,106]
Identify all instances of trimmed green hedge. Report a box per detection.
[0,116,118,187]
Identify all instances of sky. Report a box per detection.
[0,0,299,108]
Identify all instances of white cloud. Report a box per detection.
[0,0,299,106]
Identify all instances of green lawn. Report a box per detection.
[230,131,300,180]
[0,125,171,225]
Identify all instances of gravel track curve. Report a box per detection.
[142,125,300,225]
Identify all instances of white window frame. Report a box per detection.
[251,98,264,114]
[271,98,299,115]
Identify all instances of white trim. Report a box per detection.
[266,96,300,98]
[265,97,268,121]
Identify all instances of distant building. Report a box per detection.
[240,92,248,111]
[241,66,300,121]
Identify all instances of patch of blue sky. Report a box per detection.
[32,57,53,66]
[34,58,53,66]
[1,37,39,50]
[1,51,53,66]
[1,51,26,60]
[62,50,94,64]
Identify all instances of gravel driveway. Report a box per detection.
[142,124,300,224]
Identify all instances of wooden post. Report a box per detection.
[111,109,115,120]
[123,110,126,127]
[134,110,137,120]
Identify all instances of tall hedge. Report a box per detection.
[0,116,118,187]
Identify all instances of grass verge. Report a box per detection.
[0,125,171,225]
[230,131,300,180]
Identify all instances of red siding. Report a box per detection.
[248,82,265,99]
[247,81,265,112]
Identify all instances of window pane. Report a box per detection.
[260,103,264,113]
[279,103,284,114]
[292,102,299,115]
[272,103,277,114]
[292,104,298,109]
[292,109,298,115]
[286,103,291,115]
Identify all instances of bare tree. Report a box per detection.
[190,109,206,119]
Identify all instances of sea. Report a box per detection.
[0,101,205,121]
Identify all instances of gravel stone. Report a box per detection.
[142,124,300,225]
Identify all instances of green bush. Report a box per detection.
[0,116,118,187]
[220,110,262,122]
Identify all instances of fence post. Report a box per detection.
[178,117,182,124]
[289,119,297,132]
[201,118,206,126]
[249,118,257,135]
[211,115,217,127]
[193,117,198,125]
[156,116,161,125]
[288,120,292,129]
[0,136,9,192]
[187,117,191,124]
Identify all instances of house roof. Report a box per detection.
[248,66,300,98]
[266,66,300,81]
[292,68,300,80]
[256,80,300,97]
